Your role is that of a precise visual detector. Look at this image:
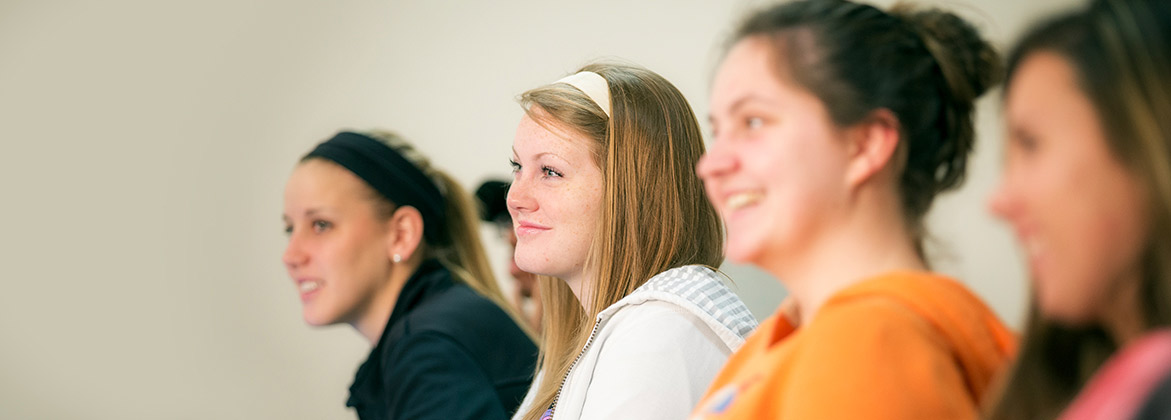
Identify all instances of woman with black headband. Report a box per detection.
[282,130,537,420]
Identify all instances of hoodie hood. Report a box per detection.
[597,265,759,350]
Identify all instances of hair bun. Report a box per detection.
[893,5,1003,101]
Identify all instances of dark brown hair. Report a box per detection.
[732,0,1001,254]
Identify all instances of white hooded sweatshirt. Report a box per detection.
[512,265,758,420]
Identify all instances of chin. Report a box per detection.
[724,237,766,266]
[1038,295,1094,326]
[514,255,549,277]
[302,308,336,327]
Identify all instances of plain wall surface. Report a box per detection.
[1,0,1077,418]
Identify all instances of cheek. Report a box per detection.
[1031,156,1147,322]
[761,133,845,220]
[331,233,390,296]
[558,185,602,255]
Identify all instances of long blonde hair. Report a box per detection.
[517,62,724,420]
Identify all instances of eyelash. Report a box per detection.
[312,220,332,232]
[541,166,563,178]
[509,159,564,178]
[284,220,332,235]
[746,116,763,129]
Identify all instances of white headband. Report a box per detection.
[554,71,612,118]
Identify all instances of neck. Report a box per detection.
[1100,271,1146,347]
[761,187,926,324]
[352,259,419,344]
[562,269,594,314]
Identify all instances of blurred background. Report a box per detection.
[0,0,1078,418]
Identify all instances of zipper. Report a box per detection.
[549,317,604,417]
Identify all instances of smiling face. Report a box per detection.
[990,52,1148,324]
[282,159,395,327]
[506,109,605,292]
[697,37,853,270]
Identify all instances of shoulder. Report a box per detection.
[594,300,731,362]
[604,300,709,337]
[387,283,535,368]
[615,265,758,342]
[832,271,994,317]
[805,292,941,349]
[402,283,516,336]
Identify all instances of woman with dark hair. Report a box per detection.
[282,130,537,420]
[690,1,1014,418]
[987,0,1171,418]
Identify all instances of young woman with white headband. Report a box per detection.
[507,63,758,420]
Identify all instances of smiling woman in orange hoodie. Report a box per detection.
[689,1,1015,419]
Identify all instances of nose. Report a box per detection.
[696,137,737,182]
[282,231,308,270]
[987,174,1016,221]
[507,177,537,216]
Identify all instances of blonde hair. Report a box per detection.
[316,130,535,340]
[517,62,724,420]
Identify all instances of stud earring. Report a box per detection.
[393,254,402,264]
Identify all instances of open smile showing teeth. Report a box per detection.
[726,191,763,211]
[299,281,320,292]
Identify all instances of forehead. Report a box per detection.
[514,111,598,160]
[285,159,372,207]
[711,38,810,110]
[715,39,777,87]
[1006,53,1085,121]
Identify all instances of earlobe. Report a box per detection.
[845,109,902,188]
[386,206,425,263]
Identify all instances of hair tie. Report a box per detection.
[555,71,612,118]
[304,131,447,243]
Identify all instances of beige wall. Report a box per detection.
[0,0,1077,418]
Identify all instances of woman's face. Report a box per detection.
[698,38,853,269]
[507,109,604,290]
[990,52,1147,324]
[282,159,395,327]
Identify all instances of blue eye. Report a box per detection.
[283,224,293,235]
[541,166,563,178]
[509,159,521,173]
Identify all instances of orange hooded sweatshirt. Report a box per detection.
[690,271,1016,420]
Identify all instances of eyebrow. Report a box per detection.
[511,147,569,164]
[711,94,781,122]
[733,94,782,112]
[283,208,328,221]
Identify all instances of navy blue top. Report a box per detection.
[347,260,537,420]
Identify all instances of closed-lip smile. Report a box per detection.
[515,220,551,237]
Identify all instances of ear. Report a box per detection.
[844,108,902,189]
[385,206,425,263]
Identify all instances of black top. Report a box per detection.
[347,260,537,420]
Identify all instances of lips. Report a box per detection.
[295,278,322,303]
[515,220,551,237]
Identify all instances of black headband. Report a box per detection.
[304,131,446,243]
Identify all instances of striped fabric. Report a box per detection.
[637,265,758,339]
